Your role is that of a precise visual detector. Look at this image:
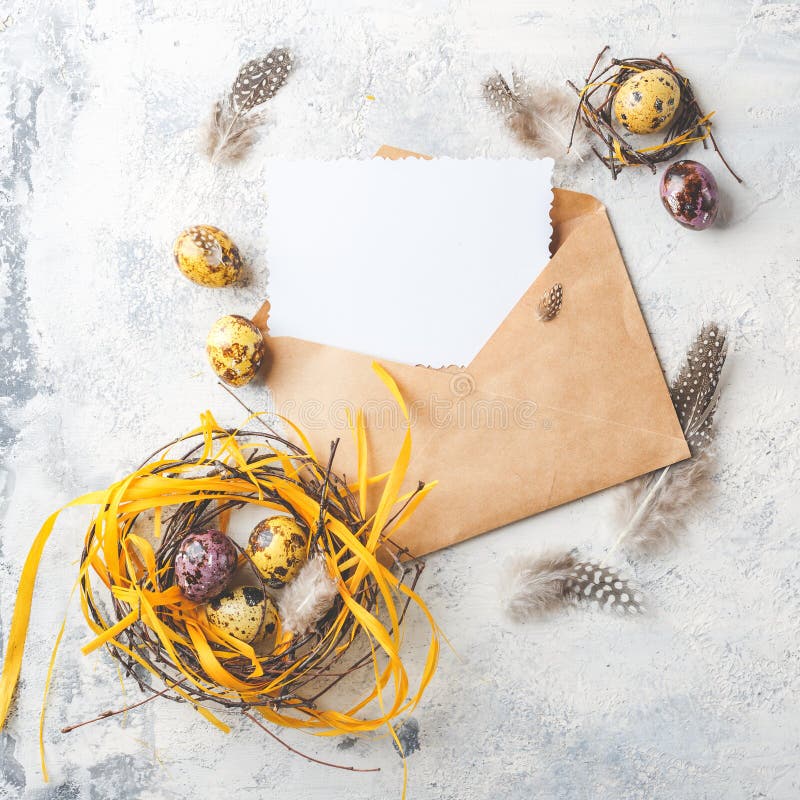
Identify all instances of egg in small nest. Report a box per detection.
[174,529,238,603]
[206,314,266,387]
[173,225,243,287]
[613,69,681,135]
[205,586,279,643]
[246,516,308,588]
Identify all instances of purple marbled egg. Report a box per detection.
[660,160,719,230]
[174,529,237,603]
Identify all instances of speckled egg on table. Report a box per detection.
[246,516,308,588]
[660,160,719,230]
[206,314,266,387]
[205,586,279,643]
[174,529,238,603]
[613,68,681,134]
[173,225,243,287]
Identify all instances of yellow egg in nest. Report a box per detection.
[246,516,308,588]
[173,225,242,287]
[205,586,279,643]
[206,314,266,387]
[613,68,681,134]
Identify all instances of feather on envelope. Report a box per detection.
[258,147,690,557]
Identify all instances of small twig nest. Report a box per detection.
[76,409,438,738]
[568,46,741,181]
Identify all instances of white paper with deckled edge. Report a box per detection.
[264,157,554,367]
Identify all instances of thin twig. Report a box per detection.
[217,380,284,439]
[241,710,380,773]
[61,683,176,733]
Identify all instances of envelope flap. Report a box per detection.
[550,189,605,253]
[471,202,686,445]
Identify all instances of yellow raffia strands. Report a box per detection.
[0,363,440,792]
[579,79,621,96]
[608,111,716,165]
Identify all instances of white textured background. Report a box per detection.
[1,2,799,798]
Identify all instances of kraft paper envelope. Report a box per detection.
[256,146,689,557]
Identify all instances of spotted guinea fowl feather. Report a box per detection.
[537,283,563,321]
[672,324,727,454]
[482,71,581,160]
[612,323,728,555]
[204,48,294,165]
[501,549,643,620]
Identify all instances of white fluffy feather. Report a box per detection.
[483,71,585,160]
[278,556,338,636]
[615,447,714,554]
[500,549,577,621]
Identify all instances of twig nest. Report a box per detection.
[660,160,719,230]
[570,49,740,181]
[206,314,266,387]
[174,225,242,287]
[613,68,681,134]
[205,586,279,643]
[174,529,238,603]
[33,373,439,751]
[247,516,308,588]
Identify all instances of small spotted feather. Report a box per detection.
[204,47,294,164]
[671,323,727,454]
[232,48,294,113]
[565,561,644,614]
[537,283,563,322]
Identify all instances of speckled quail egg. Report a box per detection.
[246,516,308,588]
[613,69,681,134]
[206,314,266,387]
[660,160,719,230]
[174,529,238,603]
[205,586,279,643]
[173,225,242,287]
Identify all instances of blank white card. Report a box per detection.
[264,157,553,367]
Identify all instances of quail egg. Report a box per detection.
[205,586,279,643]
[173,225,242,287]
[613,68,681,134]
[660,160,719,230]
[174,529,238,603]
[206,314,266,387]
[246,516,308,588]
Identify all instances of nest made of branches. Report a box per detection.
[568,46,741,181]
[71,410,438,747]
[0,366,440,780]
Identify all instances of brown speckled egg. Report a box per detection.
[613,69,681,134]
[206,314,266,387]
[174,529,238,603]
[205,586,279,643]
[173,225,242,287]
[660,160,719,230]
[246,516,308,588]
